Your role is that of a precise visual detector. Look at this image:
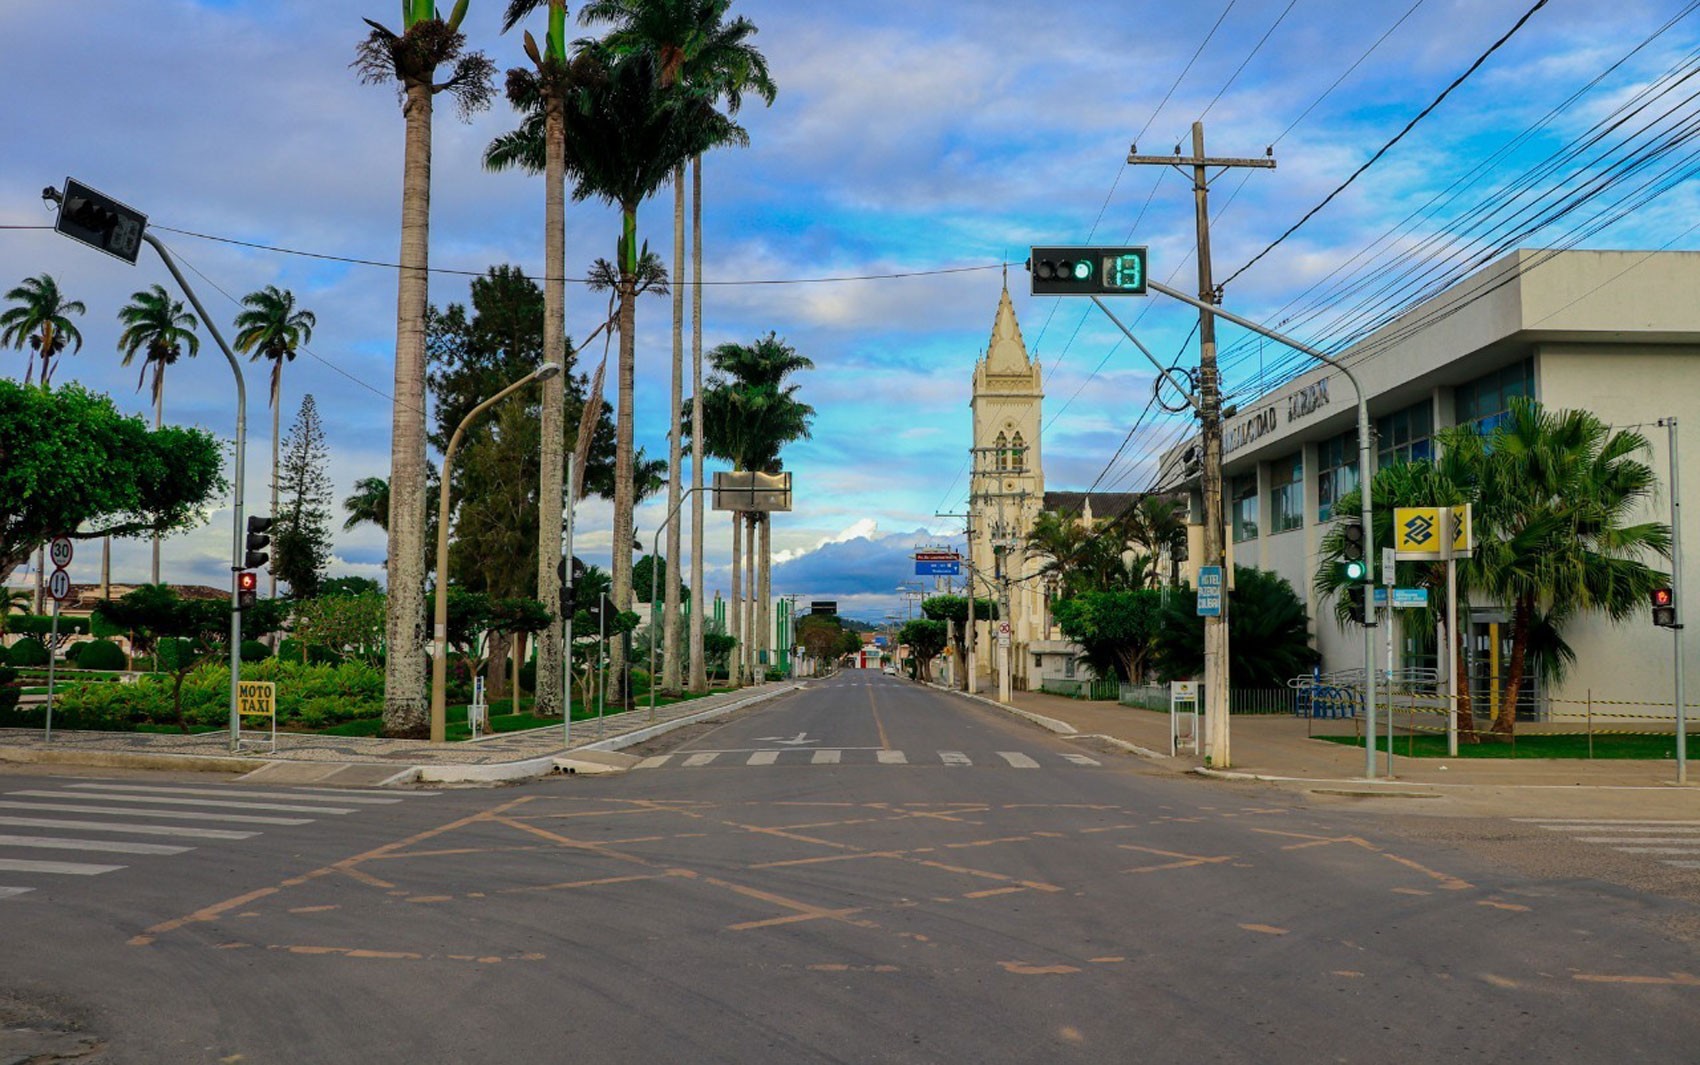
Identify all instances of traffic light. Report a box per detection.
[1652,586,1677,628]
[1340,521,1367,582]
[1344,584,1366,626]
[245,515,274,569]
[558,555,586,610]
[53,179,147,265]
[237,570,258,610]
[1027,246,1149,296]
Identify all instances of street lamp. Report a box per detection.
[429,362,561,742]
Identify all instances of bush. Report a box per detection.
[52,656,386,731]
[8,638,48,667]
[76,639,128,672]
[276,638,341,666]
[63,642,84,663]
[0,643,9,667]
[240,640,272,663]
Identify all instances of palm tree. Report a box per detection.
[1,274,85,387]
[551,44,735,701]
[355,1,494,738]
[577,2,775,694]
[117,284,200,585]
[232,285,317,599]
[487,0,574,717]
[343,477,392,534]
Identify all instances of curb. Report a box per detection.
[0,746,269,776]
[926,683,1078,736]
[1073,733,1171,762]
[576,684,806,753]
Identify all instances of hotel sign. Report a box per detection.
[1223,377,1331,456]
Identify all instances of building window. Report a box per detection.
[1317,429,1358,522]
[1270,453,1303,533]
[1009,432,1026,471]
[1063,656,1076,679]
[993,432,1009,471]
[1231,474,1259,543]
[1377,400,1435,468]
[1455,359,1534,435]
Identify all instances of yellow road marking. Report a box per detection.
[1239,924,1289,936]
[1574,971,1700,986]
[869,685,891,750]
[1119,844,1236,874]
[999,961,1080,975]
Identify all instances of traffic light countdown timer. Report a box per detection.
[1027,246,1149,297]
[52,179,147,265]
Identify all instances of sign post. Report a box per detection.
[236,680,277,753]
[1170,681,1200,756]
[42,536,75,743]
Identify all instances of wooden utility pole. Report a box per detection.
[1127,121,1274,767]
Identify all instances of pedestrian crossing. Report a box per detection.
[1517,818,1700,870]
[0,781,437,902]
[633,749,1104,771]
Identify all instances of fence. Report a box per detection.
[1041,677,1120,701]
[1116,683,1295,715]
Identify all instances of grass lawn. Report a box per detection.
[1318,732,1699,760]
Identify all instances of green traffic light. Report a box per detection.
[1071,259,1092,281]
[1343,559,1366,581]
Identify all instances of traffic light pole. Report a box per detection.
[1660,416,1686,785]
[140,233,248,753]
[1142,278,1378,777]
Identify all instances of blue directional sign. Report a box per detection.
[1197,565,1224,617]
[1392,587,1429,609]
[915,560,961,576]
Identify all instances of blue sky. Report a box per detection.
[4,0,1699,620]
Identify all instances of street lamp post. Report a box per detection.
[649,485,706,721]
[429,363,560,742]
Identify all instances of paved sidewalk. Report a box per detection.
[939,682,1697,790]
[0,682,802,784]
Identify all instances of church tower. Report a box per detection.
[968,278,1046,691]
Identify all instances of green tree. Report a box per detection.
[1052,588,1164,683]
[0,382,225,588]
[489,596,554,700]
[1156,567,1318,687]
[795,612,843,664]
[898,618,948,682]
[920,594,999,689]
[579,0,777,698]
[272,395,334,598]
[232,285,316,599]
[342,476,391,534]
[95,585,226,732]
[354,0,496,739]
[1,274,84,387]
[318,576,382,598]
[291,592,387,664]
[116,283,201,585]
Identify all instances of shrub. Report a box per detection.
[0,643,9,667]
[63,642,84,663]
[8,638,48,667]
[52,655,387,731]
[277,638,341,666]
[76,639,129,672]
[240,640,272,663]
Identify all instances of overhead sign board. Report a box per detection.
[915,560,961,576]
[1196,565,1224,617]
[712,470,792,513]
[810,601,837,616]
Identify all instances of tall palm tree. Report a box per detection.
[550,44,735,701]
[1,274,85,387]
[578,1,775,694]
[232,285,317,599]
[488,0,574,717]
[355,1,494,738]
[2,273,86,610]
[117,284,200,585]
[343,476,392,534]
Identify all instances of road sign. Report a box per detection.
[48,537,74,568]
[237,681,276,720]
[1392,587,1430,609]
[1196,565,1224,616]
[47,568,72,602]
[810,601,837,616]
[915,560,961,576]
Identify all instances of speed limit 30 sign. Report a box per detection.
[49,537,74,568]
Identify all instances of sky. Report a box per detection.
[4,0,1699,622]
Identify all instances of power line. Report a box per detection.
[1198,0,1298,122]
[1271,0,1429,147]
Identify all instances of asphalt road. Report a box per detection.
[4,671,1699,1064]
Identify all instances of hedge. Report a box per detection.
[75,639,128,672]
[46,656,384,731]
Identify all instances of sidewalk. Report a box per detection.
[946,682,1697,791]
[0,682,803,785]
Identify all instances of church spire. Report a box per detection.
[984,283,1030,374]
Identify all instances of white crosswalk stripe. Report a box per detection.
[0,784,430,902]
[1517,819,1700,869]
[877,750,908,765]
[939,751,972,766]
[812,750,842,765]
[636,755,672,769]
[682,752,719,767]
[997,752,1040,769]
[747,751,780,766]
[1061,753,1101,767]
[631,748,1107,770]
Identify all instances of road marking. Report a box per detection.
[0,801,310,826]
[65,783,403,805]
[1239,923,1289,936]
[635,756,672,770]
[877,750,908,765]
[939,751,971,766]
[1612,847,1700,855]
[1664,861,1700,869]
[0,834,190,856]
[0,887,32,900]
[1060,753,1101,766]
[747,751,780,766]
[1550,827,1700,834]
[9,790,357,815]
[1579,837,1700,845]
[1522,819,1700,826]
[0,858,125,876]
[682,753,719,767]
[996,752,1040,769]
[812,750,842,765]
[0,816,257,840]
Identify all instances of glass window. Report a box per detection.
[1377,400,1435,468]
[1270,453,1303,533]
[1010,432,1026,471]
[993,432,1008,471]
[1231,474,1259,543]
[1454,359,1534,434]
[1317,429,1358,522]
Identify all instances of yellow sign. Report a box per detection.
[237,681,276,720]
[1393,507,1443,554]
[1448,504,1474,556]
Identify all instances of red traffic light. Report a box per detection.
[1653,587,1674,608]
[238,571,258,593]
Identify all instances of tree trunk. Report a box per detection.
[1452,615,1478,743]
[1494,595,1532,735]
[152,384,163,585]
[758,514,771,679]
[730,511,742,686]
[100,536,110,601]
[513,629,526,710]
[687,156,707,694]
[745,515,756,681]
[534,91,569,718]
[32,547,44,615]
[486,629,510,699]
[661,164,685,696]
[607,208,639,704]
[381,77,435,739]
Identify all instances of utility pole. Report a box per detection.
[937,509,974,693]
[1127,122,1275,768]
